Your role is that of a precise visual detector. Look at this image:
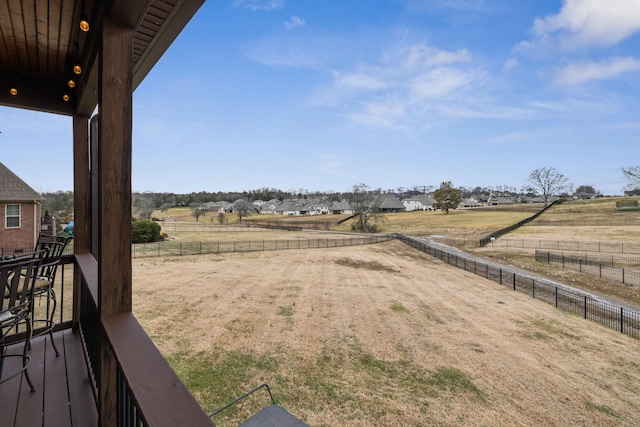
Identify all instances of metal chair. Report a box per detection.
[209,384,308,427]
[30,235,71,357]
[0,254,45,391]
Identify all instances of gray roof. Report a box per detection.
[0,162,44,201]
[373,194,405,210]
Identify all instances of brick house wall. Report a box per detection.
[0,162,45,254]
[0,201,42,253]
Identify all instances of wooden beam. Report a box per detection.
[97,17,133,318]
[72,114,90,329]
[131,0,206,89]
[0,69,76,115]
[97,16,134,427]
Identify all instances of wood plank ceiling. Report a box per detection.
[0,0,200,116]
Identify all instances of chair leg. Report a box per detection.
[48,288,60,357]
[23,322,35,391]
[0,343,5,379]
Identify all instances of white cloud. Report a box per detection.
[315,42,485,129]
[522,0,640,51]
[554,57,640,85]
[402,44,471,69]
[503,58,518,71]
[285,15,305,30]
[232,0,284,11]
[334,73,387,94]
[488,132,528,145]
[409,67,484,100]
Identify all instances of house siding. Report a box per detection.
[1,201,41,252]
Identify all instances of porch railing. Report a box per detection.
[74,252,213,426]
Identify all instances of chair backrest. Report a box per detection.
[1,255,44,314]
[34,236,71,282]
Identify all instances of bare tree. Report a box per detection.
[525,167,572,206]
[190,205,205,222]
[348,183,380,232]
[133,194,156,220]
[621,166,640,190]
[217,212,227,225]
[233,199,253,222]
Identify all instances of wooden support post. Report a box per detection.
[72,115,90,329]
[97,16,134,427]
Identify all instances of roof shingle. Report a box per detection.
[0,162,44,201]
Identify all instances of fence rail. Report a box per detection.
[529,218,640,226]
[394,234,640,340]
[479,200,558,247]
[490,239,640,255]
[131,235,393,258]
[160,224,267,232]
[535,250,640,287]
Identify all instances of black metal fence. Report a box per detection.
[479,201,558,247]
[488,239,640,255]
[535,250,640,287]
[160,224,267,232]
[529,218,640,226]
[395,234,640,340]
[131,235,393,258]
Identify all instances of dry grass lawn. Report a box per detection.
[133,240,640,426]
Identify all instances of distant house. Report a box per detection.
[202,201,232,213]
[459,198,482,208]
[329,201,353,215]
[0,162,45,252]
[276,201,300,216]
[402,195,435,211]
[372,194,406,213]
[259,201,280,215]
[487,196,516,205]
[300,202,329,215]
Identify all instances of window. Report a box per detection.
[6,204,21,228]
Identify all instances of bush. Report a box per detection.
[132,219,162,243]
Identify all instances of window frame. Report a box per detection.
[5,204,21,228]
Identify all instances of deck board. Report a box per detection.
[0,329,97,427]
[64,331,98,427]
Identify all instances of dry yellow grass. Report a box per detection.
[133,241,640,427]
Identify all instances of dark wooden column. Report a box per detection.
[97,16,134,427]
[72,114,90,329]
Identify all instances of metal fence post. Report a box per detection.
[513,273,516,290]
[584,296,587,319]
[621,307,624,334]
[555,287,558,308]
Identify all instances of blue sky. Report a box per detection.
[2,0,640,195]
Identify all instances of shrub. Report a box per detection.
[132,219,162,243]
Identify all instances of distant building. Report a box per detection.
[402,195,435,211]
[329,201,353,215]
[0,162,45,251]
[371,194,406,213]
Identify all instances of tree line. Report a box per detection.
[40,166,638,228]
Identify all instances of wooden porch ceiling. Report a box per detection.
[0,0,204,117]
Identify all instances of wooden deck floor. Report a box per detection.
[0,329,98,427]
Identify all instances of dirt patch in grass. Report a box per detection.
[335,257,400,273]
[133,240,640,426]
